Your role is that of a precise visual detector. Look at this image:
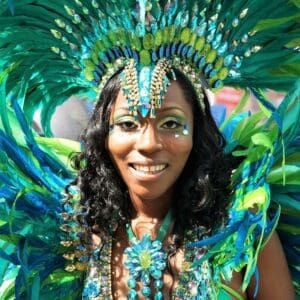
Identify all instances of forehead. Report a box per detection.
[112,80,193,115]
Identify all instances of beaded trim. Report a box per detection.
[82,228,216,299]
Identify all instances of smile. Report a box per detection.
[130,164,168,174]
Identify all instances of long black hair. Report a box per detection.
[73,70,235,249]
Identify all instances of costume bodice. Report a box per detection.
[82,228,228,299]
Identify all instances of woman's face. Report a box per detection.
[107,80,193,202]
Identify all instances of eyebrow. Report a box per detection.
[114,106,185,113]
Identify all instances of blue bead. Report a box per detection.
[125,46,133,58]
[171,43,176,55]
[141,287,151,296]
[141,272,150,285]
[165,44,171,58]
[193,51,200,63]
[107,49,115,61]
[154,279,163,289]
[95,65,103,76]
[176,42,184,55]
[128,289,138,300]
[151,50,158,62]
[224,54,234,66]
[159,45,165,58]
[213,79,222,88]
[209,69,218,78]
[204,63,212,74]
[154,291,163,300]
[197,56,206,68]
[181,44,189,57]
[133,50,139,62]
[218,42,228,55]
[127,278,136,289]
[187,46,193,58]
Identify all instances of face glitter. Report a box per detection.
[183,124,190,136]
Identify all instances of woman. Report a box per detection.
[76,71,294,299]
[0,1,298,299]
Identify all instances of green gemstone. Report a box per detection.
[194,37,205,51]
[155,30,162,46]
[140,50,151,66]
[168,25,176,41]
[143,33,155,50]
[108,31,118,44]
[139,251,151,269]
[128,33,141,51]
[189,32,197,46]
[206,49,217,63]
[180,28,191,44]
[162,27,169,44]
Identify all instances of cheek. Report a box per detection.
[107,132,134,164]
[163,134,193,159]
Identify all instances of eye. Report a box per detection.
[117,120,138,131]
[161,120,182,129]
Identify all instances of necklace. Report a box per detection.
[124,210,173,300]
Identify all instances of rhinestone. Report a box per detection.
[251,45,262,53]
[240,8,249,19]
[232,18,239,27]
[241,34,249,43]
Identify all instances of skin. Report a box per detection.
[104,80,295,299]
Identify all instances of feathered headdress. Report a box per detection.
[0,0,299,299]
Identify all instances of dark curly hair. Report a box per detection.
[74,70,236,250]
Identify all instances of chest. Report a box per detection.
[82,231,215,299]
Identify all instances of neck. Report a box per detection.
[129,191,173,221]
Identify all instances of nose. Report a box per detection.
[135,124,163,154]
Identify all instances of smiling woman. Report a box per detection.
[0,1,299,299]
[73,69,294,299]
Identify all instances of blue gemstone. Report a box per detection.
[209,69,218,78]
[125,46,133,58]
[165,44,171,58]
[151,50,158,62]
[171,43,176,55]
[187,46,193,58]
[204,63,212,74]
[181,44,189,57]
[141,287,151,296]
[159,45,165,58]
[128,289,138,300]
[95,65,103,76]
[213,79,222,88]
[107,49,116,60]
[127,278,136,289]
[154,279,163,289]
[235,57,243,69]
[197,21,207,36]
[141,272,150,285]
[176,42,184,55]
[193,51,200,63]
[133,51,139,62]
[139,105,149,117]
[218,42,228,55]
[224,54,234,66]
[197,56,206,68]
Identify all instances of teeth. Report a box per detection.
[133,164,167,173]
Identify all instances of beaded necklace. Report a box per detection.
[124,210,173,299]
[82,226,215,299]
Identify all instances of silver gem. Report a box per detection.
[240,8,249,19]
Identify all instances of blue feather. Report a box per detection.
[7,0,14,15]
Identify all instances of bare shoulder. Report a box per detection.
[246,231,295,300]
